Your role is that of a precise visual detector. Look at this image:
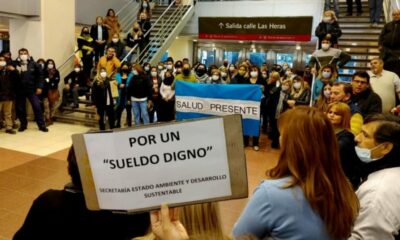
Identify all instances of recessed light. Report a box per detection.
[238,41,244,44]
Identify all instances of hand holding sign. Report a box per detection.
[151,204,189,240]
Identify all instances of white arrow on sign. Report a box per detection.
[219,23,224,29]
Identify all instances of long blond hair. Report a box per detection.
[268,106,359,238]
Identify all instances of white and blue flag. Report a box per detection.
[175,81,262,136]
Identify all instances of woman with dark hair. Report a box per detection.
[233,106,359,239]
[312,64,337,102]
[194,64,208,83]
[103,8,121,43]
[314,82,333,113]
[42,59,60,125]
[138,0,152,19]
[115,62,133,128]
[231,64,249,84]
[149,66,162,123]
[90,16,108,64]
[158,70,175,122]
[326,102,362,189]
[14,146,150,240]
[127,64,152,126]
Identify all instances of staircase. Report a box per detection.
[54,95,98,127]
[335,0,384,81]
[134,3,194,65]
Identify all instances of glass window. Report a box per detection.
[276,53,294,67]
[200,49,215,67]
[223,51,239,65]
[249,52,266,67]
[160,51,169,62]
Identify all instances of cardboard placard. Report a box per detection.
[72,115,248,212]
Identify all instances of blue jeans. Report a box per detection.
[368,0,383,23]
[132,100,149,126]
[325,0,339,16]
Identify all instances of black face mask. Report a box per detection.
[223,62,228,67]
[196,69,206,76]
[164,76,174,85]
[133,29,139,32]
[183,68,190,76]
[122,69,129,73]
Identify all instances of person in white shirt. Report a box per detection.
[349,114,400,240]
[367,58,400,113]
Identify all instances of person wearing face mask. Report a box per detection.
[148,66,162,123]
[14,48,48,132]
[138,12,151,47]
[160,59,174,80]
[174,63,197,83]
[125,22,144,63]
[312,64,337,102]
[265,72,284,149]
[309,37,351,74]
[194,64,208,83]
[314,82,333,112]
[159,70,175,122]
[219,67,228,84]
[349,114,400,239]
[103,8,121,44]
[138,0,151,19]
[127,64,153,126]
[90,16,109,64]
[143,62,151,77]
[62,64,90,109]
[157,62,164,75]
[227,64,237,83]
[115,62,133,128]
[379,9,400,77]
[315,10,342,49]
[77,27,94,80]
[208,69,223,84]
[108,33,125,60]
[287,76,311,108]
[42,59,60,126]
[0,55,18,134]
[302,65,312,85]
[36,59,46,70]
[326,102,362,190]
[174,60,184,75]
[97,46,121,79]
[231,64,249,84]
[92,67,115,130]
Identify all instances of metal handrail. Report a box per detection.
[116,0,136,15]
[58,49,79,71]
[137,5,183,63]
[135,2,191,63]
[124,0,177,63]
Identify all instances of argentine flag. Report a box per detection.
[175,81,262,136]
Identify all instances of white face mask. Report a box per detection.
[74,67,81,72]
[144,66,150,71]
[20,55,28,61]
[323,17,332,23]
[151,71,157,77]
[47,64,54,69]
[355,144,384,163]
[112,38,119,43]
[262,73,268,78]
[229,66,235,71]
[221,72,227,77]
[211,75,219,81]
[100,72,107,78]
[0,61,6,67]
[322,71,332,79]
[250,71,258,78]
[323,90,331,98]
[321,43,330,51]
[142,3,148,8]
[158,65,163,70]
[166,64,173,70]
[132,70,138,75]
[281,85,289,91]
[293,82,301,89]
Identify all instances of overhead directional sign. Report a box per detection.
[199,17,313,42]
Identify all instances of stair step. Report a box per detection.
[54,114,98,127]
[340,23,385,28]
[340,41,379,47]
[338,17,381,23]
[60,106,96,114]
[342,28,382,34]
[340,34,379,40]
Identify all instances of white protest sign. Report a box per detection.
[83,118,232,210]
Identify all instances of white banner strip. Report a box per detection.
[176,96,260,120]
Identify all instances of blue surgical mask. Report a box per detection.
[355,144,383,163]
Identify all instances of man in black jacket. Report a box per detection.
[0,56,18,134]
[379,9,400,77]
[14,48,48,132]
[90,16,108,64]
[351,71,382,118]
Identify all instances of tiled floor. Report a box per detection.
[0,121,279,239]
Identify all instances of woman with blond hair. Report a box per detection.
[287,76,311,108]
[314,82,333,113]
[326,102,362,189]
[125,22,144,62]
[233,106,359,239]
[315,10,342,48]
